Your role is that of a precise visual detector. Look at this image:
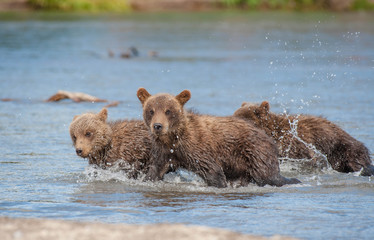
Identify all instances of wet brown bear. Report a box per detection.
[69,108,151,177]
[233,101,374,176]
[137,88,300,188]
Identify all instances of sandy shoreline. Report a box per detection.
[0,217,297,240]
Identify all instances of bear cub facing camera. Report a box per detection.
[69,108,151,178]
[137,88,300,188]
[233,101,374,176]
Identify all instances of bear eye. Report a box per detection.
[149,110,154,116]
[72,135,77,142]
[85,132,92,137]
[165,109,171,115]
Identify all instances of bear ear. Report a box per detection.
[73,115,79,121]
[260,101,270,114]
[137,88,151,106]
[175,90,191,106]
[97,108,108,122]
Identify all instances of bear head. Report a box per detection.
[69,108,113,158]
[137,88,191,141]
[233,101,270,125]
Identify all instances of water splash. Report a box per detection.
[278,114,332,173]
[77,164,303,194]
[79,163,143,184]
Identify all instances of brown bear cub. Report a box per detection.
[137,88,300,188]
[233,101,374,176]
[69,108,151,178]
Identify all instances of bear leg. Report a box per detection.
[261,175,301,187]
[360,165,374,176]
[144,157,171,182]
[203,168,227,188]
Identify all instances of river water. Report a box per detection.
[0,11,373,239]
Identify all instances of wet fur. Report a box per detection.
[233,101,374,176]
[69,109,151,177]
[137,88,300,188]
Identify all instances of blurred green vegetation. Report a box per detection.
[221,0,321,9]
[27,0,130,12]
[352,0,374,10]
[23,0,374,11]
[220,0,374,10]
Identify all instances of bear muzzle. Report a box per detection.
[76,148,89,158]
[76,148,83,156]
[152,122,170,137]
[153,123,163,131]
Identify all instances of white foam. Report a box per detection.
[77,165,301,194]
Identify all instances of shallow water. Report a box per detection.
[0,11,374,239]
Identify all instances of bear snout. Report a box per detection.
[153,123,163,131]
[76,148,83,156]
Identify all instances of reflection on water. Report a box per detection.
[1,11,374,240]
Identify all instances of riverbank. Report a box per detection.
[0,217,297,240]
[0,0,30,11]
[0,0,374,12]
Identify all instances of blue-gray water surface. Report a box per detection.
[0,11,374,240]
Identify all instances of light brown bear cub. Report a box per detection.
[69,108,151,177]
[137,88,300,188]
[233,101,374,176]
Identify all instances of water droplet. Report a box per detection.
[170,149,174,153]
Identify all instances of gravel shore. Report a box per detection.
[0,217,298,240]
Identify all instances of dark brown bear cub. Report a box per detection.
[69,108,151,177]
[137,88,300,188]
[233,101,374,176]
